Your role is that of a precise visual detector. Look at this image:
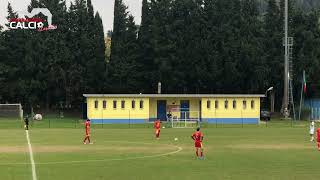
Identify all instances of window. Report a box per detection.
[251,100,255,109]
[224,100,228,109]
[94,100,98,109]
[215,100,219,109]
[121,100,125,109]
[103,100,107,109]
[113,100,117,109]
[140,100,144,109]
[132,100,135,109]
[243,100,247,109]
[233,100,236,109]
[207,100,211,109]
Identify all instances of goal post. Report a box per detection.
[0,104,23,123]
[168,108,200,128]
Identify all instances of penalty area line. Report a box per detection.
[0,141,183,166]
[25,130,37,180]
[35,145,183,165]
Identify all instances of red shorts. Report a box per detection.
[194,142,202,148]
[317,138,320,143]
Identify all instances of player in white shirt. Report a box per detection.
[310,121,315,142]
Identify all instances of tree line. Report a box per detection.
[0,0,320,112]
[110,0,320,110]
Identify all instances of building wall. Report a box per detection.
[86,96,261,124]
[87,97,149,124]
[149,98,157,120]
[149,98,201,120]
[201,97,260,124]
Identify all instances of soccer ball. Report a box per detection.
[174,138,178,141]
[162,126,166,129]
[34,114,43,121]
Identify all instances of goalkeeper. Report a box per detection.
[24,115,29,130]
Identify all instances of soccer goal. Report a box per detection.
[168,108,200,128]
[0,104,23,122]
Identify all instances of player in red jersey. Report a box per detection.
[154,119,161,139]
[191,127,204,159]
[317,127,320,151]
[83,119,92,144]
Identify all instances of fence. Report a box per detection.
[0,116,312,129]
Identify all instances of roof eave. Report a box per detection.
[83,94,266,98]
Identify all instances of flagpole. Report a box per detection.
[298,70,305,120]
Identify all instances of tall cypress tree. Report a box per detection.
[168,0,207,93]
[124,15,139,91]
[149,0,175,93]
[90,12,107,92]
[94,12,106,66]
[33,0,70,109]
[87,0,95,24]
[83,0,106,95]
[110,0,139,92]
[110,0,127,64]
[138,0,155,93]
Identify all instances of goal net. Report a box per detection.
[167,108,200,128]
[0,104,23,121]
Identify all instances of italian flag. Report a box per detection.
[303,71,307,93]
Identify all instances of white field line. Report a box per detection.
[0,141,183,166]
[37,145,183,165]
[25,130,37,180]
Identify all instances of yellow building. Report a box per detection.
[83,94,264,124]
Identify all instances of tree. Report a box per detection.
[109,0,140,92]
[263,0,285,109]
[238,0,266,93]
[137,0,155,93]
[292,9,320,97]
[149,0,176,93]
[204,0,243,93]
[1,0,320,113]
[0,25,6,102]
[89,12,107,92]
[2,3,30,106]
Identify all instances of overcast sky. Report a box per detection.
[0,0,142,31]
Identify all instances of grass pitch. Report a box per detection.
[0,119,319,180]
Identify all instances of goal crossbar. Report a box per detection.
[0,104,23,122]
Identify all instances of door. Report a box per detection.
[82,102,87,119]
[157,100,167,121]
[180,100,190,119]
[199,100,202,121]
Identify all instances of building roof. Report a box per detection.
[83,94,265,98]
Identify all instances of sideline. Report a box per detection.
[25,130,37,180]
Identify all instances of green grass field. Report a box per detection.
[0,118,319,180]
